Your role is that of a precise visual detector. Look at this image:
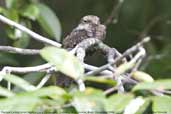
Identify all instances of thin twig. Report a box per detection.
[0,15,61,47]
[131,48,146,72]
[138,16,163,39]
[86,37,150,76]
[157,90,171,95]
[1,63,53,74]
[0,46,40,55]
[104,0,124,25]
[36,73,51,89]
[114,47,146,77]
[83,63,113,75]
[104,86,117,95]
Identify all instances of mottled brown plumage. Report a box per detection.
[57,15,106,87]
[62,15,106,49]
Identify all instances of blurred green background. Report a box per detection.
[0,0,171,80]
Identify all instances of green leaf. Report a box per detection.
[23,86,71,104]
[0,74,36,91]
[0,86,70,112]
[132,79,171,91]
[4,9,19,22]
[152,96,171,113]
[72,88,107,112]
[17,86,71,107]
[0,7,6,14]
[0,86,15,97]
[13,72,45,92]
[115,60,136,76]
[37,3,61,41]
[4,10,21,40]
[123,97,145,114]
[84,76,116,86]
[0,86,71,112]
[131,71,154,82]
[0,95,43,111]
[40,46,84,80]
[106,93,134,113]
[61,106,77,114]
[5,0,17,9]
[135,98,151,114]
[21,4,39,20]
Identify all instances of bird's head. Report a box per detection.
[80,15,100,25]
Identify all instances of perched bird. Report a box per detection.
[63,15,106,49]
[57,15,106,87]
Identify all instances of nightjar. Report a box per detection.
[63,15,106,49]
[57,15,106,87]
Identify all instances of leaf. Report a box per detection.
[72,88,107,112]
[40,46,84,80]
[114,60,136,76]
[37,3,61,41]
[21,4,39,20]
[0,96,43,111]
[13,72,45,92]
[0,7,6,14]
[152,96,171,113]
[61,106,77,114]
[84,76,116,86]
[0,86,71,112]
[23,86,71,104]
[4,9,19,22]
[131,71,154,82]
[0,86,15,97]
[5,0,17,9]
[106,93,134,113]
[132,79,171,91]
[123,97,145,114]
[0,74,36,91]
[4,10,20,40]
[135,98,151,114]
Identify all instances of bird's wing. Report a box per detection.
[62,29,89,48]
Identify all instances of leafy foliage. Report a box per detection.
[0,0,171,113]
[40,46,84,80]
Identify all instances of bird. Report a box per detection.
[62,15,106,49]
[56,15,106,87]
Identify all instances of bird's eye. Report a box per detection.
[83,20,88,23]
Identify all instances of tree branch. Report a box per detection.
[104,0,124,25]
[1,63,53,74]
[86,37,151,76]
[0,15,61,47]
[0,46,40,55]
[138,16,163,39]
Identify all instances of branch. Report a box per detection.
[83,63,113,76]
[113,47,146,77]
[1,63,53,74]
[86,37,151,76]
[104,0,124,25]
[0,36,150,93]
[138,16,163,39]
[36,73,52,89]
[75,38,101,62]
[0,15,61,47]
[74,38,120,64]
[0,46,40,55]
